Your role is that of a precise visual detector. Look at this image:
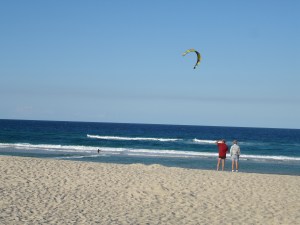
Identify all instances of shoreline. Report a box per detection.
[1,150,299,176]
[1,156,300,224]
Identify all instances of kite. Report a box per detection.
[182,49,201,69]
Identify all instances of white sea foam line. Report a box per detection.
[128,148,216,157]
[242,154,300,161]
[193,140,289,147]
[1,143,211,157]
[87,134,179,142]
[55,156,86,159]
[193,139,217,144]
[0,143,110,153]
[1,142,300,161]
[127,153,196,158]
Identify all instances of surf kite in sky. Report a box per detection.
[182,49,201,69]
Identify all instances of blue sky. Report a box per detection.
[1,0,299,128]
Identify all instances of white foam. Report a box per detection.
[0,142,103,153]
[55,156,86,159]
[87,134,179,142]
[242,154,300,161]
[193,139,217,144]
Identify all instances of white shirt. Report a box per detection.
[230,144,240,156]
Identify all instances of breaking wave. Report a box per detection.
[87,134,180,142]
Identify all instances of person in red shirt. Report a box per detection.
[216,139,228,171]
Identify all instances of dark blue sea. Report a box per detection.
[1,119,299,176]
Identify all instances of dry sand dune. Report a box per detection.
[1,156,299,224]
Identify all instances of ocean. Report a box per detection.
[0,119,299,176]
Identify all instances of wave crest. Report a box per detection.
[87,134,179,142]
[193,139,216,144]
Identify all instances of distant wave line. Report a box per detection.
[88,135,218,144]
[193,139,217,144]
[87,134,180,142]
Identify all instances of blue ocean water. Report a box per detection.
[0,119,299,175]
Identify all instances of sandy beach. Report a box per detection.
[0,156,299,225]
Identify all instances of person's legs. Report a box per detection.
[232,159,234,171]
[222,159,225,171]
[236,156,239,171]
[217,158,221,171]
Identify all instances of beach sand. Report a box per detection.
[0,156,299,225]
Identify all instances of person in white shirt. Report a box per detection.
[230,140,241,172]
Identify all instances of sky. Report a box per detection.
[0,0,299,129]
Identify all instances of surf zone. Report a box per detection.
[1,142,300,162]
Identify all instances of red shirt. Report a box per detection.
[217,142,228,157]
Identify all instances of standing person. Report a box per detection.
[230,140,241,172]
[216,139,228,171]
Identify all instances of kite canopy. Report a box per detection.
[182,49,201,69]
